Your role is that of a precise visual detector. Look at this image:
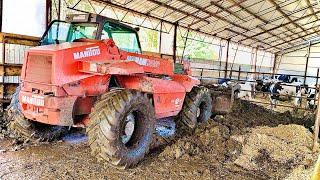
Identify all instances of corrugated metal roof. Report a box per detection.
[73,0,320,53]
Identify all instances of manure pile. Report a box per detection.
[0,100,318,179]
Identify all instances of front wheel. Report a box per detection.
[179,86,212,129]
[87,90,155,169]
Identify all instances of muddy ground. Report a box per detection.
[0,100,318,180]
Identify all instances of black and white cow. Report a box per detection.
[218,78,231,85]
[256,78,273,97]
[306,83,318,109]
[218,78,232,88]
[278,79,307,103]
[294,85,304,107]
[277,74,298,83]
[269,81,283,108]
[238,75,256,99]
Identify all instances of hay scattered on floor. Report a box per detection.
[233,124,316,179]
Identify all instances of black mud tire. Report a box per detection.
[87,90,155,169]
[179,86,212,129]
[6,85,67,141]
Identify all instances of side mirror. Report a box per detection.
[134,27,140,32]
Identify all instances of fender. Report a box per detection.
[116,75,186,119]
[170,74,200,92]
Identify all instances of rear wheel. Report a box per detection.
[87,90,155,169]
[6,85,67,141]
[179,86,212,129]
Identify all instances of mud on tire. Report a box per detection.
[87,89,155,169]
[179,86,212,129]
[6,85,67,141]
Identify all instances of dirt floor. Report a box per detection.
[0,100,318,180]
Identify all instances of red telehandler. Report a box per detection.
[6,13,236,168]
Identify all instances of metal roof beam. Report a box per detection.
[84,2,220,41]
[266,0,308,40]
[253,18,320,45]
[242,10,320,40]
[227,0,294,47]
[227,1,319,38]
[177,3,212,23]
[143,0,211,25]
[182,0,249,27]
[267,28,320,51]
[167,0,275,47]
[226,28,281,50]
[91,0,278,53]
[171,0,250,31]
[305,0,319,23]
[142,0,277,49]
[276,36,320,54]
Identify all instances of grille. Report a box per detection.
[25,55,52,83]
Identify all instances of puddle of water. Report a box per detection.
[155,117,176,138]
[62,132,88,144]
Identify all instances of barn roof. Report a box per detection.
[68,0,320,53]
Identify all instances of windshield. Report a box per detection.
[40,20,142,53]
[103,22,141,53]
[40,21,98,45]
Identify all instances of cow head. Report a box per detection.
[294,84,307,94]
[275,82,283,91]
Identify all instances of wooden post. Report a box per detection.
[0,39,5,100]
[311,154,320,180]
[173,23,178,63]
[159,21,162,54]
[316,68,319,88]
[272,54,277,78]
[313,85,320,152]
[253,47,258,79]
[181,29,190,63]
[200,68,204,81]
[57,0,61,21]
[238,66,241,81]
[218,40,222,79]
[313,68,320,110]
[46,0,52,28]
[229,68,233,79]
[0,0,3,32]
[304,42,311,86]
[224,39,230,79]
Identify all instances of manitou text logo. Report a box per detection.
[73,46,101,60]
[127,56,160,68]
[21,95,45,107]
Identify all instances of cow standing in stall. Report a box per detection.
[279,81,304,100]
[238,75,256,100]
[256,77,273,97]
[306,83,318,110]
[277,74,298,83]
[269,81,283,109]
[252,74,309,109]
[294,88,303,107]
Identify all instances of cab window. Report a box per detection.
[103,22,141,53]
[40,21,98,45]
